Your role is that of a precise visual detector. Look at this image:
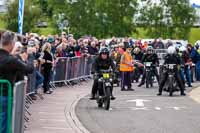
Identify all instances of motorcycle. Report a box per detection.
[95,69,113,110]
[162,64,179,96]
[144,62,154,88]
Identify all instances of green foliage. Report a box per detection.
[0,13,6,29]
[45,0,138,38]
[189,28,200,44]
[2,0,198,40]
[5,0,41,33]
[138,0,196,40]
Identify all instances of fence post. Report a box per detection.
[12,80,27,133]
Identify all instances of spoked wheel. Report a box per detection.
[146,72,150,88]
[104,87,111,110]
[169,77,173,96]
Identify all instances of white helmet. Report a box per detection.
[179,46,187,52]
[167,46,176,54]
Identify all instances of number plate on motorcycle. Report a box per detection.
[146,62,151,67]
[169,64,174,69]
[103,73,110,78]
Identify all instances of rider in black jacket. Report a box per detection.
[90,48,116,100]
[138,46,159,87]
[157,46,185,96]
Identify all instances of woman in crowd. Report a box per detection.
[40,42,54,94]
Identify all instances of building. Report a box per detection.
[192,3,200,27]
[0,0,13,13]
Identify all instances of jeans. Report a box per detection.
[35,71,44,90]
[196,61,200,81]
[180,66,192,86]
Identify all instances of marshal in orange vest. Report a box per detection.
[120,51,134,72]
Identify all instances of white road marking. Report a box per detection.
[126,99,151,107]
[155,107,161,110]
[166,107,186,110]
[130,107,148,110]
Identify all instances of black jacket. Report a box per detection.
[0,49,34,96]
[41,51,53,71]
[132,52,143,61]
[142,53,159,65]
[91,56,115,73]
[87,45,98,55]
[164,54,181,65]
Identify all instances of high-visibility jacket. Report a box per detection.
[120,52,134,72]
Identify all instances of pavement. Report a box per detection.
[24,81,92,133]
[189,85,200,103]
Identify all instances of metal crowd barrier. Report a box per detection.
[12,80,27,133]
[15,56,96,131]
[0,80,27,133]
[52,55,96,84]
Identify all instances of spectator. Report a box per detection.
[155,38,165,49]
[55,44,65,58]
[40,42,54,94]
[124,37,130,49]
[0,31,34,133]
[65,40,75,57]
[188,43,200,81]
[48,37,56,55]
[87,41,98,55]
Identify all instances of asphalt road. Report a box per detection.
[76,82,200,133]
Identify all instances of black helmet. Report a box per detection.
[99,47,109,54]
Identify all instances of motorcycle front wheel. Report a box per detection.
[104,87,111,110]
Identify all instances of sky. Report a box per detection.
[190,0,200,5]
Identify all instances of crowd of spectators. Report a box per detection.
[0,30,199,99]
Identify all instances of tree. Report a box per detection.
[6,0,41,33]
[138,0,196,39]
[47,0,138,38]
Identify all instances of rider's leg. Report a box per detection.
[158,72,168,95]
[138,70,146,87]
[90,79,98,99]
[175,71,186,95]
[153,67,160,84]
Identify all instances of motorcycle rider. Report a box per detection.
[132,47,144,82]
[90,48,116,100]
[157,46,186,96]
[138,46,160,87]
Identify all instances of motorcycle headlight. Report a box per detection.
[109,78,113,82]
[98,78,103,82]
